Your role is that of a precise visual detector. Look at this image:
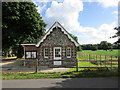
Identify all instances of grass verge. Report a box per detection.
[2,70,119,80]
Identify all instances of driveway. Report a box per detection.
[1,59,70,72]
[2,77,118,88]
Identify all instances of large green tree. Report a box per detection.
[112,27,120,72]
[69,33,82,51]
[112,27,120,44]
[2,2,46,57]
[99,41,113,51]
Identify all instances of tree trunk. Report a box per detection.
[17,45,24,58]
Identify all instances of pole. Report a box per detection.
[76,59,78,72]
[118,56,120,72]
[35,59,38,73]
[100,55,101,66]
[23,46,26,67]
[105,55,106,67]
[111,56,112,68]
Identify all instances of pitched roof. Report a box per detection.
[36,21,79,47]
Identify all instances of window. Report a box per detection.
[26,52,31,58]
[44,48,49,58]
[54,47,61,59]
[31,52,37,58]
[26,51,37,59]
[66,47,71,58]
[55,48,61,57]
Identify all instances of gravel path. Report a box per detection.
[1,60,70,72]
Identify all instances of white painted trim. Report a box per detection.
[36,22,79,47]
[66,47,71,58]
[44,48,49,58]
[54,47,61,60]
[21,44,36,46]
[54,61,62,65]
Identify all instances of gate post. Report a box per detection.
[23,60,26,66]
[118,56,120,72]
[76,59,78,72]
[35,59,38,73]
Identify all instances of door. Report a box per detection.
[54,47,61,65]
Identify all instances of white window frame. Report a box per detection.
[26,52,31,58]
[44,48,49,58]
[66,47,71,58]
[54,47,61,60]
[31,52,37,58]
[25,51,37,59]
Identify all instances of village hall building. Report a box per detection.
[21,22,79,67]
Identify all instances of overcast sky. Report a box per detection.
[32,0,119,44]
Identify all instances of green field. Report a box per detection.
[77,50,119,60]
[78,50,119,56]
[74,49,118,71]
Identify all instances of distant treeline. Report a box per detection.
[78,41,119,51]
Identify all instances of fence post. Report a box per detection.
[23,60,26,66]
[105,55,106,67]
[96,55,97,60]
[35,59,38,73]
[111,56,112,68]
[76,59,78,72]
[118,56,120,72]
[100,55,101,66]
[89,54,90,60]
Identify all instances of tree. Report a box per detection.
[99,41,113,51]
[99,41,108,51]
[69,33,82,51]
[69,33,78,42]
[77,45,82,51]
[111,27,120,44]
[112,27,120,72]
[81,44,92,50]
[2,2,46,58]
[107,43,113,50]
[113,44,119,49]
[91,45,98,51]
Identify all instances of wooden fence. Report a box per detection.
[21,53,118,72]
[77,53,118,69]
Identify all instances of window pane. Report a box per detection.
[26,51,37,58]
[44,48,48,58]
[66,47,71,58]
[26,52,31,58]
[55,49,61,57]
[31,52,36,58]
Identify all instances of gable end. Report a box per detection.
[36,22,79,47]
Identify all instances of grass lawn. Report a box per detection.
[70,49,119,71]
[78,49,119,56]
[2,49,119,80]
[77,50,119,62]
[2,70,119,80]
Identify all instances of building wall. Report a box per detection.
[24,27,77,67]
[38,27,77,66]
[24,45,37,51]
